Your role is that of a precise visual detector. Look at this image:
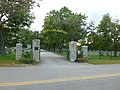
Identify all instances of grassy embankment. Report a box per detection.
[56,52,120,64]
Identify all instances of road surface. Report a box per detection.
[0,51,120,90]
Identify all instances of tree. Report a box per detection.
[110,19,120,56]
[0,0,36,55]
[42,7,87,51]
[19,29,34,48]
[87,21,98,50]
[97,14,112,51]
[90,14,120,56]
[40,29,68,52]
[4,27,22,48]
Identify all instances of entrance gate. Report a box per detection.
[33,40,88,62]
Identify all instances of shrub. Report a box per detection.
[77,57,88,62]
[20,58,35,64]
[77,51,88,62]
[20,50,35,64]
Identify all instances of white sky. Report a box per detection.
[31,0,120,31]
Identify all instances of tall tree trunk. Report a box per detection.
[0,27,5,55]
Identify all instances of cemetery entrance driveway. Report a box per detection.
[39,50,81,66]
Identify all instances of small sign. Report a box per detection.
[35,47,38,50]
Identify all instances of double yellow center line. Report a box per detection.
[0,73,120,87]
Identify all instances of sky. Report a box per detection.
[30,0,120,31]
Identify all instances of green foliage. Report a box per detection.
[67,50,70,60]
[0,53,21,66]
[77,51,83,58]
[20,50,35,64]
[41,6,87,51]
[20,58,35,64]
[88,60,120,64]
[77,58,88,62]
[97,14,112,50]
[0,0,36,26]
[87,52,120,64]
[0,0,38,55]
[77,51,88,62]
[87,14,120,56]
[19,29,34,48]
[4,27,21,47]
[0,53,16,61]
[4,27,34,48]
[89,52,120,60]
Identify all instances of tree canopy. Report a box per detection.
[41,7,87,51]
[87,14,120,56]
[0,0,37,55]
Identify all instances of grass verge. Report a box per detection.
[55,52,120,64]
[88,54,120,64]
[0,53,20,64]
[87,60,120,64]
[0,53,37,67]
[55,52,67,57]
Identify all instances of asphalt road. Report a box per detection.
[0,51,120,90]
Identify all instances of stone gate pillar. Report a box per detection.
[32,39,40,61]
[69,41,77,62]
[81,46,88,58]
[16,43,22,60]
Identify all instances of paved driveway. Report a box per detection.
[39,51,87,66]
[0,51,120,90]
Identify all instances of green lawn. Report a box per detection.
[0,53,38,67]
[88,54,120,64]
[0,53,21,67]
[0,53,17,62]
[87,60,120,64]
[55,51,120,64]
[89,54,120,60]
[55,52,67,57]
